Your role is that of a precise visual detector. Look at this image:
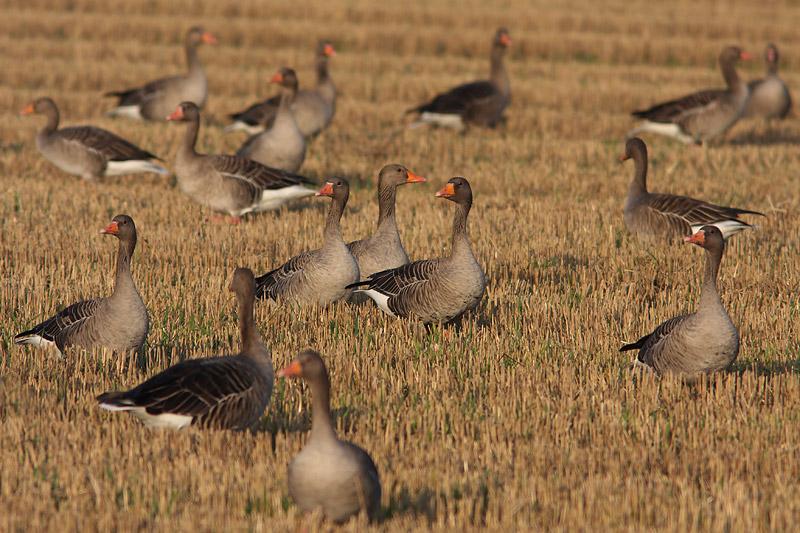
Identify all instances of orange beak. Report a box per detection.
[20,103,35,116]
[499,34,512,47]
[435,182,456,198]
[100,221,119,235]
[323,44,336,57]
[166,107,184,121]
[684,230,706,245]
[406,170,426,184]
[316,182,335,196]
[202,32,217,45]
[270,71,284,84]
[277,360,303,378]
[618,153,630,162]
[740,51,752,61]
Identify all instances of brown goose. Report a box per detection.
[407,28,511,129]
[167,102,315,221]
[620,226,739,377]
[105,27,216,121]
[743,43,792,120]
[628,46,751,144]
[347,164,426,280]
[14,215,149,356]
[348,178,486,324]
[21,98,168,181]
[279,350,381,523]
[621,137,764,240]
[97,268,273,430]
[236,68,306,173]
[226,40,336,137]
[255,178,359,305]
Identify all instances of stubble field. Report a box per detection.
[2,0,800,530]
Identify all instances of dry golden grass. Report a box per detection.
[2,0,800,530]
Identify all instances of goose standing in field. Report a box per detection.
[167,102,315,221]
[627,46,751,144]
[406,27,511,129]
[347,164,426,280]
[105,26,216,121]
[278,350,381,523]
[255,178,359,305]
[20,98,168,181]
[348,177,486,324]
[226,40,337,137]
[621,137,764,240]
[743,43,792,120]
[236,67,306,173]
[14,215,149,356]
[97,268,274,430]
[620,226,739,377]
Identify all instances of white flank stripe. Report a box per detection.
[105,160,169,176]
[358,289,397,317]
[101,404,194,429]
[628,122,696,144]
[107,106,143,120]
[691,220,751,240]
[224,122,264,135]
[253,185,315,212]
[417,112,465,130]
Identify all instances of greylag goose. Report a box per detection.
[348,177,486,324]
[621,137,764,240]
[743,43,792,120]
[97,268,273,430]
[105,27,216,121]
[255,178,359,305]
[21,98,168,181]
[407,28,511,129]
[628,46,751,144]
[347,164,426,280]
[620,226,739,377]
[167,102,315,221]
[14,215,149,356]
[226,40,336,137]
[279,350,381,523]
[236,67,306,173]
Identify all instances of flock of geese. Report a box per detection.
[12,24,793,523]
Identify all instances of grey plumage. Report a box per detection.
[349,177,486,324]
[279,350,381,523]
[14,215,149,356]
[621,226,739,377]
[97,268,273,430]
[743,43,792,120]
[255,178,359,305]
[621,137,764,241]
[105,27,216,121]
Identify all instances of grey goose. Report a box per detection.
[167,101,315,221]
[743,43,792,120]
[21,98,167,181]
[407,28,511,129]
[105,27,216,121]
[348,177,486,324]
[279,350,381,523]
[97,268,273,430]
[15,215,149,356]
[621,137,764,241]
[621,226,739,377]
[627,46,751,144]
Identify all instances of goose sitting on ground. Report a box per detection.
[255,178,359,305]
[14,215,149,356]
[627,46,751,144]
[348,177,486,324]
[236,68,306,173]
[97,268,273,430]
[226,40,337,137]
[621,137,764,241]
[620,226,739,377]
[167,102,315,222]
[20,98,168,181]
[105,26,216,120]
[407,28,511,130]
[347,164,426,280]
[278,350,381,523]
[743,43,792,120]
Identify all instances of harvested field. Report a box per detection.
[2,0,800,530]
